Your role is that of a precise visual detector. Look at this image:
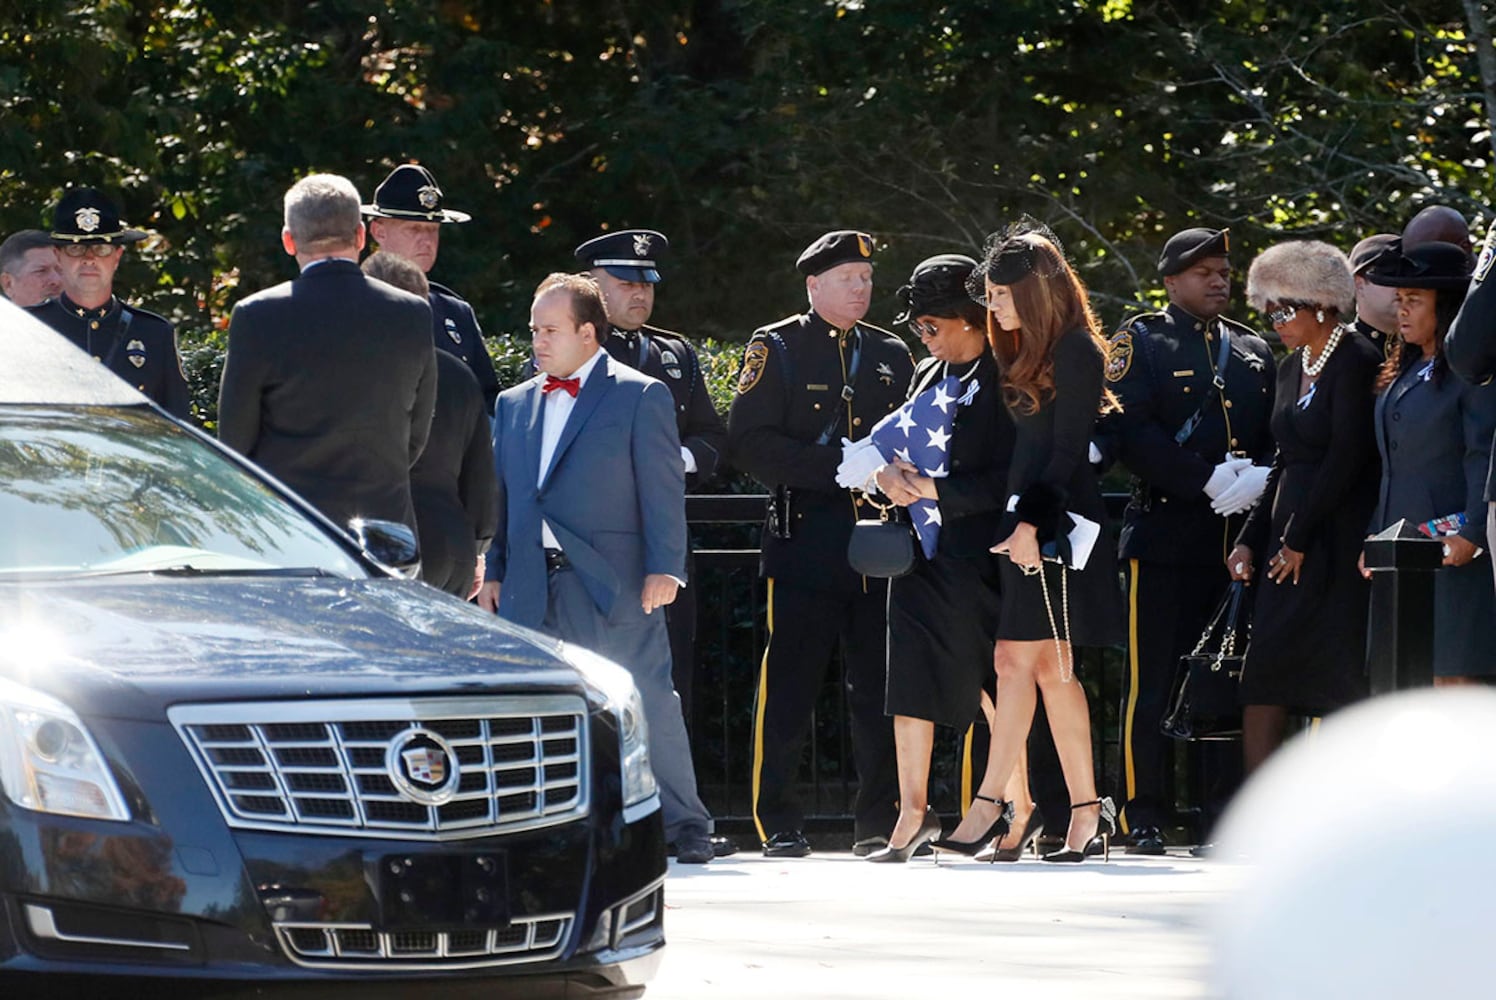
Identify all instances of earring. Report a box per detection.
[1315,309,1325,323]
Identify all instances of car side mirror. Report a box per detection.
[349,518,421,578]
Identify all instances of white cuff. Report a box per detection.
[681,446,697,474]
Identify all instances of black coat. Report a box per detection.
[604,324,726,489]
[1445,264,1496,498]
[429,280,499,415]
[727,310,912,591]
[29,293,191,420]
[1105,304,1276,566]
[411,351,499,597]
[217,259,438,532]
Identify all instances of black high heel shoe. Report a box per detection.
[1042,797,1116,863]
[865,807,943,864]
[988,806,1046,862]
[930,794,1013,857]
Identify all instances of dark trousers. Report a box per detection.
[665,548,698,725]
[1120,559,1241,835]
[751,578,898,842]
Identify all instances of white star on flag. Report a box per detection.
[930,383,956,413]
[894,446,912,463]
[895,407,917,435]
[925,462,946,478]
[922,506,943,527]
[867,374,965,560]
[925,426,951,452]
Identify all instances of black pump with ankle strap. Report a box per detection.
[1042,797,1116,863]
[930,793,1013,858]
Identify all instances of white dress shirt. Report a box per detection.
[538,348,606,551]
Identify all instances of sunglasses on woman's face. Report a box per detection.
[1266,304,1300,326]
[908,319,939,339]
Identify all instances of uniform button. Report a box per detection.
[1224,400,1233,409]
[1230,438,1239,447]
[1183,386,1192,394]
[1390,441,1398,450]
[1160,496,1169,503]
[1194,322,1203,331]
[679,405,686,412]
[813,402,822,410]
[853,417,862,427]
[93,355,102,362]
[1392,412,1401,421]
[90,320,99,329]
[952,458,962,468]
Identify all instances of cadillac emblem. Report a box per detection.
[75,207,101,233]
[386,727,460,805]
[417,185,441,210]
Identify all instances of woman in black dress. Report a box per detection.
[931,225,1125,863]
[1361,241,1496,683]
[1227,241,1380,773]
[847,254,1019,862]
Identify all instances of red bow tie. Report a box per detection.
[542,375,581,398]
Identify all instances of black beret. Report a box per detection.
[49,188,147,245]
[574,229,668,283]
[362,164,470,224]
[1350,233,1399,275]
[895,254,977,323]
[796,230,875,276]
[1159,227,1230,277]
[1362,240,1473,291]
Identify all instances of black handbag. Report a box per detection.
[1160,581,1251,741]
[847,506,916,579]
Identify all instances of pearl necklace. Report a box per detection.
[1301,326,1344,378]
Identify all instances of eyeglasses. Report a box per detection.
[908,319,939,339]
[59,244,119,259]
[1266,304,1300,326]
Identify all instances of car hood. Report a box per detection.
[0,577,591,720]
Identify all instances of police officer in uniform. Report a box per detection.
[1350,233,1400,358]
[364,164,500,413]
[1105,228,1276,854]
[727,230,912,857]
[575,229,727,723]
[29,188,190,421]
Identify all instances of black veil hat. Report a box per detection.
[894,253,978,323]
[966,216,1066,305]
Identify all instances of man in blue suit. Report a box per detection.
[477,272,716,864]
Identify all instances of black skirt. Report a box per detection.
[994,549,1125,648]
[886,550,1001,728]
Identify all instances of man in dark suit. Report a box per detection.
[1,229,61,307]
[29,189,191,420]
[364,163,500,413]
[476,272,717,865]
[1105,227,1276,854]
[727,230,912,858]
[218,173,437,532]
[574,228,727,725]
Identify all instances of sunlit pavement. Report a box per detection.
[649,850,1239,999]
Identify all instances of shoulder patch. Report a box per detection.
[1104,331,1134,382]
[737,341,770,395]
[1474,231,1494,285]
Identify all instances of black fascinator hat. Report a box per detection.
[966,216,1066,305]
[894,253,978,323]
[1362,240,1473,291]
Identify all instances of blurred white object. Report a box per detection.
[1210,689,1496,998]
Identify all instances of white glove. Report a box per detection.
[1202,456,1252,500]
[1088,441,1103,465]
[835,436,886,490]
[1211,464,1271,516]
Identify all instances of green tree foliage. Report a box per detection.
[0,0,1491,369]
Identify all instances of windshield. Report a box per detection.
[0,406,366,579]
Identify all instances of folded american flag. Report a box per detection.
[868,374,973,559]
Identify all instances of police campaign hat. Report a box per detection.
[1362,240,1473,291]
[574,229,667,283]
[895,254,977,323]
[1159,227,1230,276]
[796,230,875,276]
[49,188,147,245]
[361,164,471,223]
[1350,233,1400,275]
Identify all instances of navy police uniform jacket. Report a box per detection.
[429,280,499,415]
[604,324,726,487]
[1104,303,1276,565]
[29,294,191,421]
[727,311,913,589]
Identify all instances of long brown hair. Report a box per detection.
[984,234,1120,416]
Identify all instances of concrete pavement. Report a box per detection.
[649,850,1237,999]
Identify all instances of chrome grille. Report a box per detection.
[170,696,589,839]
[274,913,572,970]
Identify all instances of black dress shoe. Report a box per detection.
[1124,825,1167,856]
[710,834,738,858]
[673,836,714,865]
[851,836,888,857]
[762,830,812,858]
[1189,842,1214,858]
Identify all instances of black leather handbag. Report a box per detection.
[1160,581,1251,741]
[846,506,916,579]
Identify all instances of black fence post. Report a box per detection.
[1363,519,1444,694]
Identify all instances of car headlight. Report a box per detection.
[559,643,659,823]
[0,678,131,822]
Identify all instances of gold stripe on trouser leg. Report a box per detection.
[1120,558,1142,835]
[960,723,975,817]
[750,578,775,843]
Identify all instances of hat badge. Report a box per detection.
[417,185,441,210]
[633,233,652,257]
[857,234,873,258]
[75,207,101,233]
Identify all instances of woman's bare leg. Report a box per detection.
[888,714,935,848]
[1030,640,1103,850]
[942,640,1042,842]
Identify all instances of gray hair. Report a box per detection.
[361,251,429,298]
[0,229,54,275]
[283,173,362,251]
